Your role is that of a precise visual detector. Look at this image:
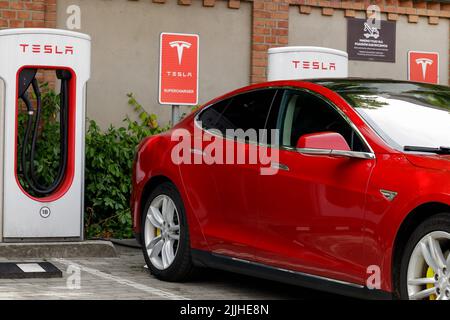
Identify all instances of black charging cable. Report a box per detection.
[18,69,71,197]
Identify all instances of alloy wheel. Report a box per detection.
[144,194,181,270]
[407,231,450,300]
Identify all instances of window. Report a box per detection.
[343,90,450,150]
[197,98,231,132]
[278,90,368,152]
[197,89,278,143]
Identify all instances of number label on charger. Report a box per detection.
[39,207,51,218]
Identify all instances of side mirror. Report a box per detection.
[296,132,351,151]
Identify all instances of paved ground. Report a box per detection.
[0,245,344,300]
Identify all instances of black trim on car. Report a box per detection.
[134,232,142,245]
[191,249,392,300]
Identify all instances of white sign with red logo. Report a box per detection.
[159,32,199,105]
[267,47,348,81]
[408,51,439,84]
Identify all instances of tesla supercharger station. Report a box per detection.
[268,46,348,81]
[0,29,90,242]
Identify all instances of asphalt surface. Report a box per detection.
[0,244,347,300]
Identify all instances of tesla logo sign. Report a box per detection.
[159,33,199,105]
[19,44,74,55]
[408,51,439,84]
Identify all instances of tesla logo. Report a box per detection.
[415,58,433,79]
[169,41,192,65]
[19,44,74,55]
[292,60,336,71]
[409,52,438,84]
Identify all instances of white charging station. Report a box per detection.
[268,46,348,81]
[0,29,91,242]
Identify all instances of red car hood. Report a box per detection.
[405,154,450,172]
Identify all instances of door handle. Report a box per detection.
[271,162,289,171]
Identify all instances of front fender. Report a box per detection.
[130,132,208,250]
[363,154,450,292]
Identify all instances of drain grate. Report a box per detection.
[0,262,62,279]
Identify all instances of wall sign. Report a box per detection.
[347,18,396,62]
[159,32,199,105]
[408,51,439,84]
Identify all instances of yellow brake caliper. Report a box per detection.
[426,267,437,300]
[155,228,161,237]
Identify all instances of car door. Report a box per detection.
[186,89,280,260]
[255,88,376,285]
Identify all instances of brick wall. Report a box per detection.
[1,0,449,84]
[0,0,56,29]
[0,0,57,85]
[251,0,289,83]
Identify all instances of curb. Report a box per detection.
[0,240,117,259]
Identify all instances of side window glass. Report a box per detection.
[198,89,277,144]
[280,90,369,152]
[197,98,231,132]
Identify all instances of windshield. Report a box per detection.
[340,89,450,151]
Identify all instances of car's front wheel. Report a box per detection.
[399,213,450,300]
[141,181,196,282]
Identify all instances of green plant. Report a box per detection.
[84,93,168,238]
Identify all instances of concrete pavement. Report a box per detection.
[0,245,343,300]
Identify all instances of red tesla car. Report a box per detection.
[131,79,450,300]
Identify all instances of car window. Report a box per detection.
[197,98,231,132]
[344,90,450,151]
[197,89,278,143]
[276,90,369,152]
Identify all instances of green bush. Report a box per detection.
[84,94,168,238]
[18,86,168,239]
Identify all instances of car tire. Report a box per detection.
[140,181,196,282]
[398,213,450,300]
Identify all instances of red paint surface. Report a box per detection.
[296,131,351,151]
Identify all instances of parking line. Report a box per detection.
[54,258,190,300]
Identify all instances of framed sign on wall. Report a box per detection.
[347,18,396,63]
